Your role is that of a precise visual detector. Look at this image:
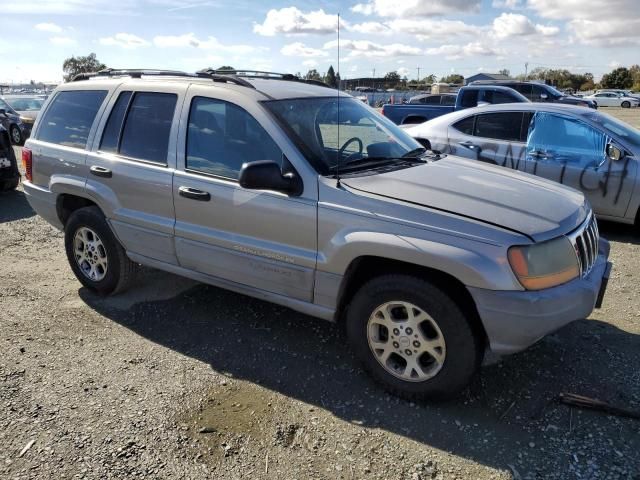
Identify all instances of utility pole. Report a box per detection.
[525,62,529,80]
[416,66,421,83]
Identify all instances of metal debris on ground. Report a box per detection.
[559,393,640,420]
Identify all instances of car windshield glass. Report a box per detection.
[586,111,640,148]
[545,85,564,97]
[5,97,44,111]
[263,96,422,175]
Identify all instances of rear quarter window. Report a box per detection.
[36,90,107,149]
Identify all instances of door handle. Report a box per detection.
[529,150,552,160]
[458,141,479,150]
[89,165,112,178]
[179,186,211,201]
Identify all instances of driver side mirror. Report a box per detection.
[239,160,303,196]
[540,93,548,100]
[0,109,6,116]
[606,143,624,162]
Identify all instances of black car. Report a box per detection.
[469,80,597,109]
[0,96,37,145]
[0,125,20,191]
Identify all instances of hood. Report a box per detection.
[342,156,588,243]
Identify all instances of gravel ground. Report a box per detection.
[1,109,639,479]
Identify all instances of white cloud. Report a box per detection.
[348,0,480,18]
[99,33,150,49]
[397,67,410,77]
[324,39,421,57]
[350,22,391,35]
[35,22,63,33]
[388,19,482,41]
[50,36,76,47]
[153,33,262,54]
[609,60,621,68]
[281,42,328,57]
[302,59,319,67]
[426,42,503,60]
[351,3,374,15]
[492,13,558,38]
[568,19,640,46]
[253,7,344,36]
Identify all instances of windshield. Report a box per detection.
[5,97,44,111]
[545,85,565,98]
[586,111,640,149]
[263,96,423,175]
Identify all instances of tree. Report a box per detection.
[216,65,236,72]
[439,74,464,84]
[422,74,437,84]
[630,64,640,91]
[498,68,510,77]
[304,69,322,81]
[325,65,337,88]
[62,53,106,82]
[600,67,634,90]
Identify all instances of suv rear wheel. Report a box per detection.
[9,125,22,145]
[64,206,138,295]
[345,274,482,400]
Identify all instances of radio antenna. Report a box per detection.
[335,13,342,188]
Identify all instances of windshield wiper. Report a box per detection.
[401,147,427,158]
[328,155,425,173]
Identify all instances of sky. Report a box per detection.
[0,0,638,83]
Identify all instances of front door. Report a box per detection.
[173,91,317,302]
[524,111,635,218]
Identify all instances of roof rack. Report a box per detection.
[198,69,332,89]
[72,68,256,89]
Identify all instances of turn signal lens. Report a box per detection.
[508,236,580,290]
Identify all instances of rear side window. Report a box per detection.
[100,92,177,164]
[483,90,519,104]
[459,90,479,108]
[186,97,282,180]
[37,90,107,149]
[441,95,456,106]
[423,96,440,105]
[474,112,524,141]
[452,116,475,135]
[99,91,132,153]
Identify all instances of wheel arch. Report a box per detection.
[334,255,489,347]
[56,193,100,227]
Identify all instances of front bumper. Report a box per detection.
[469,238,611,355]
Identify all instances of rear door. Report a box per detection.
[85,84,183,265]
[447,111,529,172]
[524,111,635,218]
[172,86,318,301]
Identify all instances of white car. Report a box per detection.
[585,92,639,108]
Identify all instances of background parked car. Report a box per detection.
[595,89,640,100]
[405,103,640,226]
[0,124,20,191]
[0,95,42,145]
[408,93,457,105]
[382,85,529,125]
[584,92,640,108]
[470,80,597,109]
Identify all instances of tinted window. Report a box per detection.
[99,91,132,153]
[37,90,107,149]
[186,97,282,180]
[531,85,548,101]
[459,90,479,108]
[452,116,475,135]
[474,112,524,141]
[512,84,533,99]
[424,96,441,105]
[441,95,456,106]
[119,92,177,163]
[483,90,519,104]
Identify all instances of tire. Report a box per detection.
[64,206,138,295]
[621,101,630,108]
[345,274,482,400]
[9,125,22,145]
[0,177,19,192]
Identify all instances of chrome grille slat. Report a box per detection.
[567,212,599,278]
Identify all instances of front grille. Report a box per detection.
[567,212,599,278]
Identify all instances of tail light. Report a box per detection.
[22,147,32,182]
[381,105,386,116]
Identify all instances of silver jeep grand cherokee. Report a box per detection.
[23,69,612,400]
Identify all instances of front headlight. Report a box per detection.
[508,236,579,290]
[19,116,34,124]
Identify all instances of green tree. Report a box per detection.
[498,68,510,77]
[422,74,437,84]
[600,67,634,89]
[325,65,337,88]
[216,65,236,72]
[439,74,464,84]
[62,53,106,82]
[304,69,322,81]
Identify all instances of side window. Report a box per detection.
[452,116,475,135]
[474,112,524,141]
[441,95,456,106]
[99,91,132,153]
[0,99,11,111]
[527,113,607,166]
[423,96,440,105]
[36,90,107,149]
[531,85,547,101]
[459,90,479,108]
[186,97,282,180]
[119,92,177,163]
[483,90,519,104]
[513,84,533,100]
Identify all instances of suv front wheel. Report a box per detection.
[346,275,482,400]
[64,206,138,295]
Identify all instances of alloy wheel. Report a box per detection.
[73,227,108,281]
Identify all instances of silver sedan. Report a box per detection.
[405,103,640,226]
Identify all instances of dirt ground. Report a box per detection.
[1,108,639,480]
